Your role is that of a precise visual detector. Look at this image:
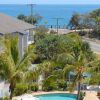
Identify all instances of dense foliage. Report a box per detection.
[14,84,28,96]
[68,9,100,39]
[17,14,42,25]
[30,83,38,91]
[0,8,99,100]
[35,29,95,100]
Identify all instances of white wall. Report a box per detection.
[26,29,35,44]
[0,81,10,98]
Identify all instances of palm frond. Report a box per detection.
[0,52,14,80]
[63,64,75,79]
[16,45,36,71]
[24,69,39,82]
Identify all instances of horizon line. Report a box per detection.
[0,3,100,5]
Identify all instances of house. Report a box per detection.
[0,13,35,58]
[0,13,36,98]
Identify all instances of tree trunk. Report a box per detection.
[9,83,15,100]
[10,89,14,100]
[77,81,81,100]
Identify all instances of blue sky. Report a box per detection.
[0,0,100,4]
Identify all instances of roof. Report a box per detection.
[0,13,35,35]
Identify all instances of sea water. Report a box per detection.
[0,4,99,25]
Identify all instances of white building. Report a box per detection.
[0,13,35,58]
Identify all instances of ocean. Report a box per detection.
[0,4,100,26]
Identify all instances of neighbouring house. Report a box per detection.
[0,13,35,58]
[0,13,35,98]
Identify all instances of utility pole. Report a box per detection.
[52,18,64,34]
[29,4,36,25]
[28,4,36,42]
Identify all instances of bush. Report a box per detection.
[42,79,58,91]
[4,96,10,100]
[79,92,86,100]
[43,83,57,91]
[50,30,57,34]
[0,98,3,100]
[30,83,38,92]
[14,83,28,96]
[58,80,67,91]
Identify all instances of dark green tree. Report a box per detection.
[68,13,81,30]
[17,14,42,25]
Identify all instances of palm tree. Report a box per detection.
[0,35,36,99]
[62,35,94,100]
[63,53,87,100]
[89,59,100,85]
[38,60,62,91]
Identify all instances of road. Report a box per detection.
[49,28,92,34]
[49,29,72,34]
[83,38,100,54]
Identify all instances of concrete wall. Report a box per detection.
[0,81,10,98]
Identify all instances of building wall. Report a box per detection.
[0,32,30,59]
[23,34,28,53]
[18,34,24,58]
[27,29,35,42]
[11,32,28,59]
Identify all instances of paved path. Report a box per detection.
[84,91,99,100]
[32,91,77,96]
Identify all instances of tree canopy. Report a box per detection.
[68,9,100,39]
[17,14,42,25]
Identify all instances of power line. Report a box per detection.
[52,18,64,34]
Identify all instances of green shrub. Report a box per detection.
[14,83,28,96]
[79,92,86,100]
[0,98,3,100]
[42,80,57,91]
[58,80,67,91]
[50,30,57,34]
[30,83,38,92]
[4,96,10,100]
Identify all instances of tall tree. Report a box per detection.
[89,59,100,85]
[0,35,36,99]
[62,34,94,100]
[68,13,81,30]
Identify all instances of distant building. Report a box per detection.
[0,13,35,58]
